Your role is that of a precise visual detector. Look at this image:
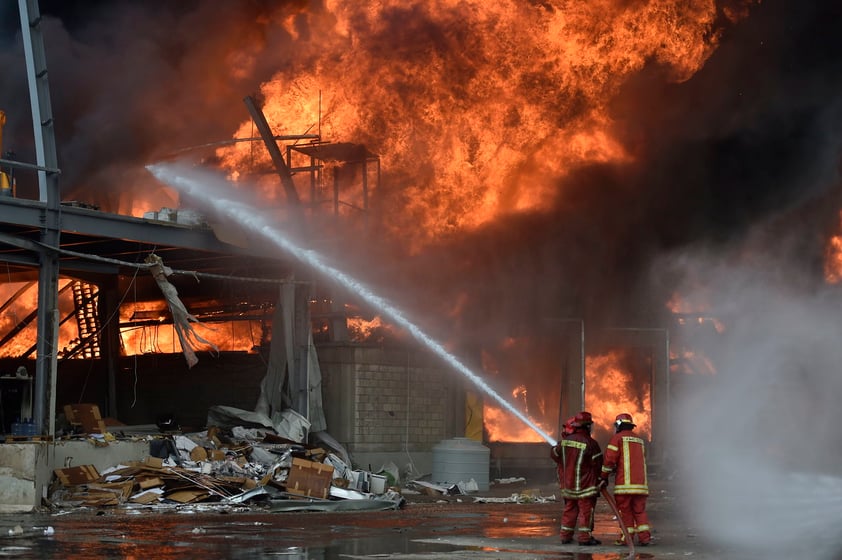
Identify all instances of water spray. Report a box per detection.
[147,162,556,446]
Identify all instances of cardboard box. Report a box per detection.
[88,481,134,502]
[165,489,209,503]
[54,465,100,486]
[190,446,208,462]
[138,476,164,490]
[64,403,108,434]
[285,457,334,499]
[130,489,162,504]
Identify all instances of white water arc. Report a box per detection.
[147,162,556,446]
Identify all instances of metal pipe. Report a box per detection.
[0,158,60,174]
[550,317,585,434]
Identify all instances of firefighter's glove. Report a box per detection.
[598,478,608,490]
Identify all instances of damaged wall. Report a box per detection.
[3,344,470,480]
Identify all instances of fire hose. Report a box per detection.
[600,485,636,560]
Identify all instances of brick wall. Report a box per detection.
[318,344,467,455]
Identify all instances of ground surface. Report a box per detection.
[0,476,799,559]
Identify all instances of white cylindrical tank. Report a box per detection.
[432,437,490,491]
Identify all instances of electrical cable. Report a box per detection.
[21,239,310,285]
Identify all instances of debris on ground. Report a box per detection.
[44,413,408,512]
[5,404,554,513]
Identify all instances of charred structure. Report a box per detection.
[1,1,842,525]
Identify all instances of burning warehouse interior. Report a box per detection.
[4,0,842,555]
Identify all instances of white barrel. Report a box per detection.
[432,437,490,491]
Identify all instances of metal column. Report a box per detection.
[19,0,61,435]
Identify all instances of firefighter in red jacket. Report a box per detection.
[599,413,651,546]
[550,411,603,546]
[552,416,576,486]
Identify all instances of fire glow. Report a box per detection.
[824,210,842,283]
[148,161,557,445]
[213,0,758,252]
[118,301,264,355]
[0,279,79,359]
[585,350,651,440]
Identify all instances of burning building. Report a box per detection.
[2,0,842,530]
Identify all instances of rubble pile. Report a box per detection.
[48,424,404,510]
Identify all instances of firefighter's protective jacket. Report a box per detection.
[550,430,603,499]
[601,428,649,495]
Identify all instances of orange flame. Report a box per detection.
[214,1,758,252]
[483,402,548,443]
[346,315,404,343]
[668,291,725,333]
[0,280,80,359]
[585,350,651,440]
[119,301,263,355]
[825,210,842,284]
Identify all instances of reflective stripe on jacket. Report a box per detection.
[552,431,602,499]
[601,429,648,495]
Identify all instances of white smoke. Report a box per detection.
[666,244,842,559]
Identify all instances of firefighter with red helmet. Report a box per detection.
[562,416,576,437]
[599,413,651,546]
[551,416,577,488]
[550,411,603,546]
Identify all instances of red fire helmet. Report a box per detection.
[572,411,593,427]
[614,413,636,427]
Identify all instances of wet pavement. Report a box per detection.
[0,479,776,559]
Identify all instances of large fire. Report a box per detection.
[585,350,652,440]
[213,0,758,252]
[0,1,775,458]
[480,337,559,443]
[0,282,268,359]
[118,301,265,355]
[481,345,653,443]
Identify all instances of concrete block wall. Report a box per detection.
[0,440,148,512]
[318,343,467,475]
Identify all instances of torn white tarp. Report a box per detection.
[206,405,310,442]
[272,409,309,441]
[254,287,291,417]
[305,335,327,432]
[254,282,327,433]
[207,406,273,431]
[144,253,219,368]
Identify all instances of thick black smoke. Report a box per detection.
[387,0,842,347]
[3,0,842,343]
[0,0,307,206]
